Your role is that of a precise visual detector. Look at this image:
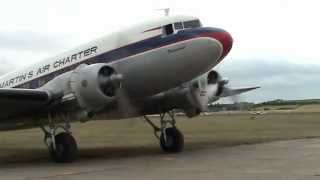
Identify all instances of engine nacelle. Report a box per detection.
[182,70,228,116]
[143,70,229,118]
[70,63,122,112]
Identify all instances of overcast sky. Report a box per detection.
[0,0,319,102]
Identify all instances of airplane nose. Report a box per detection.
[201,28,233,60]
[211,29,233,60]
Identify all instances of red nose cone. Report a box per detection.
[201,29,233,60]
[214,31,233,60]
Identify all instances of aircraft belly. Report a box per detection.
[115,37,222,98]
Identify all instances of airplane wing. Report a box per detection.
[220,86,260,97]
[0,88,53,119]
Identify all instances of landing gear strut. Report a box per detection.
[144,111,184,153]
[40,113,78,163]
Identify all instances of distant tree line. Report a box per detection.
[208,99,320,112]
[255,99,320,107]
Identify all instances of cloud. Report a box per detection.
[0,31,78,52]
[0,30,83,72]
[215,59,320,102]
[0,56,16,75]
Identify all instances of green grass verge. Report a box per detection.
[1,112,320,164]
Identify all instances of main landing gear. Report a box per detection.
[40,113,78,163]
[144,111,184,153]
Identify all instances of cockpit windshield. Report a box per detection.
[174,22,184,30]
[183,20,201,29]
[162,19,201,36]
[173,19,201,32]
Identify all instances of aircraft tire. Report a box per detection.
[160,127,184,153]
[50,132,78,163]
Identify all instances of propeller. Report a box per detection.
[98,66,123,97]
[197,78,228,111]
[115,87,139,118]
[213,84,260,111]
[98,68,138,117]
[198,79,248,112]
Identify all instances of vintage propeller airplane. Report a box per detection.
[0,15,258,163]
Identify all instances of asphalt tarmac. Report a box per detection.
[2,138,320,180]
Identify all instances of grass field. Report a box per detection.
[1,112,320,164]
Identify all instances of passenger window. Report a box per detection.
[163,24,174,36]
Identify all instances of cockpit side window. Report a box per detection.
[163,24,174,36]
[174,22,183,30]
[183,20,201,29]
[162,19,201,37]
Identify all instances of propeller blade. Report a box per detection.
[116,88,139,118]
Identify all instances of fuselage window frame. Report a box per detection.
[174,22,183,30]
[162,19,202,37]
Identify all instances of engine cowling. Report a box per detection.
[70,63,122,112]
[170,70,228,117]
[207,70,228,97]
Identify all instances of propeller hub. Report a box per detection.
[98,66,123,97]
